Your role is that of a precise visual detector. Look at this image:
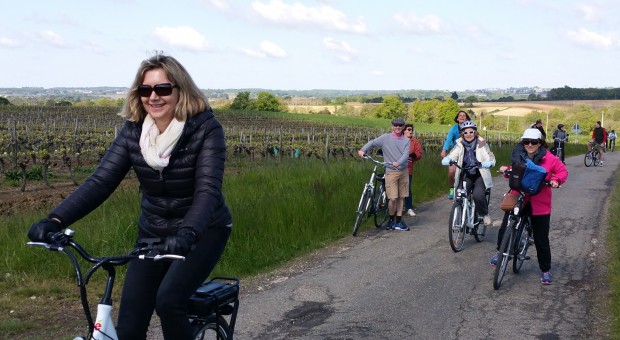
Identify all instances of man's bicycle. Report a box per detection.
[584,142,601,167]
[493,171,557,290]
[352,154,391,236]
[28,229,239,340]
[447,161,490,252]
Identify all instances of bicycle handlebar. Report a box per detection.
[27,229,186,264]
[362,154,393,168]
[498,169,561,188]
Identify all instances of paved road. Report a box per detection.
[233,151,618,339]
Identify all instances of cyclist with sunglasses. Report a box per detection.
[358,117,411,231]
[492,128,568,285]
[441,120,495,226]
[28,53,232,339]
[441,110,471,199]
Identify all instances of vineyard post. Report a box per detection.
[11,117,17,167]
[325,129,329,160]
[279,127,283,162]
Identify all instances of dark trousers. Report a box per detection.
[553,140,565,162]
[404,174,413,210]
[497,207,551,272]
[462,173,488,216]
[116,225,231,340]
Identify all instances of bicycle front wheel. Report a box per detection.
[373,188,389,228]
[448,200,466,252]
[584,151,593,167]
[192,315,229,339]
[513,217,531,273]
[493,218,516,290]
[593,152,600,166]
[353,189,371,236]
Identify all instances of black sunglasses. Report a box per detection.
[393,124,404,127]
[405,128,413,131]
[522,139,540,145]
[137,83,178,97]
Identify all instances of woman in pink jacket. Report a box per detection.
[492,128,568,285]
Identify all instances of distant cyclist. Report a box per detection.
[587,121,607,166]
[551,124,568,163]
[607,129,616,151]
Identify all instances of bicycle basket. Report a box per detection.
[509,157,547,195]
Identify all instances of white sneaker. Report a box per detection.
[599,161,604,167]
[406,209,416,217]
[482,215,492,225]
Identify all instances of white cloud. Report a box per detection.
[260,41,287,57]
[38,30,67,47]
[323,37,356,63]
[0,37,21,48]
[205,0,232,11]
[238,41,287,59]
[393,12,444,33]
[371,70,384,76]
[154,26,210,51]
[239,47,267,58]
[566,28,614,49]
[577,4,603,21]
[251,0,367,34]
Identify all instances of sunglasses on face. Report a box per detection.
[522,139,540,145]
[405,128,413,131]
[137,83,178,97]
[462,130,475,135]
[393,124,404,127]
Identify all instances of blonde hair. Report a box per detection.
[119,53,209,122]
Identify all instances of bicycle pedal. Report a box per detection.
[525,256,531,260]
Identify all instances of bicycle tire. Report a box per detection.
[493,218,516,290]
[584,151,593,167]
[353,189,371,236]
[557,148,563,162]
[191,315,229,340]
[448,200,466,252]
[513,217,530,274]
[373,187,389,228]
[593,151,600,166]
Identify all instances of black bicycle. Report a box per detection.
[493,172,556,290]
[447,161,490,252]
[584,143,601,167]
[28,229,239,340]
[352,154,391,236]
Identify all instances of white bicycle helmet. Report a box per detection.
[460,120,477,130]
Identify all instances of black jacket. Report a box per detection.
[51,109,232,239]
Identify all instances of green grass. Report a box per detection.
[0,142,610,338]
[608,168,620,339]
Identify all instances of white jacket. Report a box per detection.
[446,136,495,189]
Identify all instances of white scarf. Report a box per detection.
[139,114,185,171]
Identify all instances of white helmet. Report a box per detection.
[460,120,477,130]
[520,128,542,140]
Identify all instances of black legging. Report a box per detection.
[553,140,565,162]
[462,173,488,216]
[496,206,551,272]
[116,225,231,340]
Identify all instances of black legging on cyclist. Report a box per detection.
[496,204,551,272]
[553,140,565,162]
[116,225,231,340]
[462,172,488,216]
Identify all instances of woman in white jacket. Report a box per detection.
[441,120,496,225]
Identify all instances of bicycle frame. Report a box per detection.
[28,230,184,340]
[352,155,390,236]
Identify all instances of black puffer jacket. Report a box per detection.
[51,108,232,239]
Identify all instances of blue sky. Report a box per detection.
[1,0,619,91]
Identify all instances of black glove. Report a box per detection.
[409,153,417,160]
[28,218,62,242]
[164,229,197,256]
